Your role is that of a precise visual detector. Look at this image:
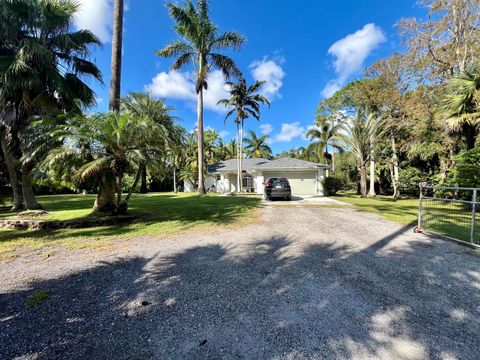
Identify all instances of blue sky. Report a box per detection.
[74,0,424,154]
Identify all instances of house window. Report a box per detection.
[216,174,221,181]
[242,174,254,190]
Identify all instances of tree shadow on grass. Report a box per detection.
[1,227,479,359]
[0,195,261,246]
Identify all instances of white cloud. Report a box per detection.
[145,70,230,112]
[219,130,230,139]
[74,0,113,43]
[322,23,386,98]
[259,123,274,135]
[272,122,305,143]
[250,57,286,100]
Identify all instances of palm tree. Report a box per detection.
[121,93,175,193]
[42,112,164,213]
[438,63,480,149]
[339,114,385,198]
[306,115,344,171]
[218,79,270,192]
[222,139,237,160]
[0,0,102,210]
[157,0,245,195]
[110,0,124,112]
[244,130,272,158]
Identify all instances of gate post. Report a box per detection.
[471,189,477,244]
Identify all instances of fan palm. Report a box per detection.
[157,0,245,195]
[438,64,480,149]
[0,0,102,210]
[217,79,270,191]
[244,130,272,159]
[339,114,385,198]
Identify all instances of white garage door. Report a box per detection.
[263,171,318,195]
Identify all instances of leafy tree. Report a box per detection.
[157,0,245,195]
[218,79,270,192]
[0,0,102,210]
[243,130,272,158]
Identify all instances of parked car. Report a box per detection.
[264,177,292,201]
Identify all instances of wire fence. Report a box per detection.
[416,184,479,247]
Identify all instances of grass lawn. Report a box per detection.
[0,193,261,260]
[335,191,478,245]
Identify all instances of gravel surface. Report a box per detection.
[1,204,479,359]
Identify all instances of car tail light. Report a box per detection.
[265,178,271,187]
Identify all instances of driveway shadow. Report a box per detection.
[1,228,479,359]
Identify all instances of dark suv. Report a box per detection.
[264,177,292,201]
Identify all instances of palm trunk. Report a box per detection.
[197,88,206,195]
[368,152,376,198]
[1,130,23,210]
[140,164,148,193]
[125,167,142,202]
[359,161,367,198]
[21,162,42,210]
[109,0,124,112]
[391,136,400,200]
[236,122,241,193]
[173,166,177,193]
[239,119,244,192]
[93,175,116,213]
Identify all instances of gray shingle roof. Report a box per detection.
[208,157,328,173]
[207,158,270,173]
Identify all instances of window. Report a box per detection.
[216,174,221,181]
[242,174,254,190]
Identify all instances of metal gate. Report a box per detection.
[416,184,479,247]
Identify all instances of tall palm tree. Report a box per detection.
[306,115,344,171]
[244,130,272,158]
[218,79,270,192]
[339,114,385,198]
[0,0,102,210]
[222,139,237,160]
[110,0,124,112]
[438,63,480,149]
[157,0,245,195]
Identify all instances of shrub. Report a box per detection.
[323,177,344,196]
[33,179,76,195]
[399,166,425,195]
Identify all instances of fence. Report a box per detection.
[416,184,479,247]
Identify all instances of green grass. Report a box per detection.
[335,191,479,244]
[0,193,261,260]
[26,290,52,307]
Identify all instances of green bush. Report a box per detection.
[323,177,344,196]
[450,147,480,188]
[33,179,76,195]
[399,166,425,194]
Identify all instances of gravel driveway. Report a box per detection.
[1,203,479,359]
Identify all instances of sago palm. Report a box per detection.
[217,79,270,191]
[244,130,272,159]
[157,0,245,194]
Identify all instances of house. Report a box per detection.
[184,157,329,196]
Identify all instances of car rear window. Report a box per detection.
[269,177,288,185]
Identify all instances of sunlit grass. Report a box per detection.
[0,193,261,260]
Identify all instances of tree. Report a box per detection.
[244,130,272,158]
[121,93,176,193]
[438,63,480,149]
[0,0,102,210]
[110,0,124,112]
[306,115,344,170]
[42,112,164,214]
[339,114,385,198]
[218,79,270,192]
[157,0,245,195]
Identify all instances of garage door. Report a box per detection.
[263,171,317,195]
